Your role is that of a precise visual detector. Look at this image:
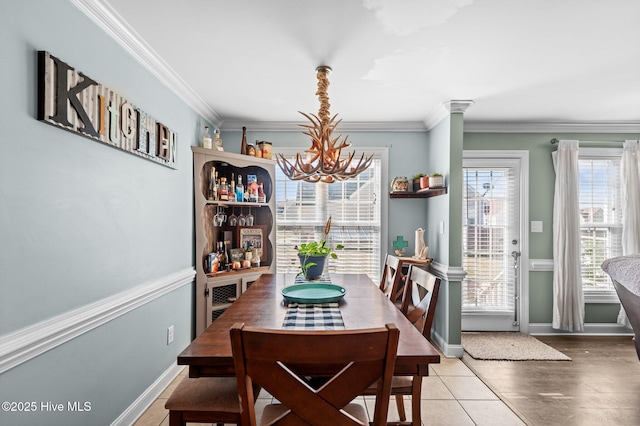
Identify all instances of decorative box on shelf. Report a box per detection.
[429,175,444,188]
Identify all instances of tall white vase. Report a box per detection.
[414,228,429,259]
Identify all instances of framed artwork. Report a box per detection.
[237,225,267,262]
[230,248,245,262]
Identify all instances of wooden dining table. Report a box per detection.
[178,273,441,378]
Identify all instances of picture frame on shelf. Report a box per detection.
[237,225,267,262]
[230,248,245,262]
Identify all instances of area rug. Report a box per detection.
[462,332,571,361]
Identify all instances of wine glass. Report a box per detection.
[246,207,254,226]
[228,207,237,226]
[238,208,246,226]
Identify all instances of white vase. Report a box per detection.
[414,228,428,259]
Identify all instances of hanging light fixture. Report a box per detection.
[277,66,373,183]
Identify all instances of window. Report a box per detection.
[578,148,623,294]
[274,148,384,282]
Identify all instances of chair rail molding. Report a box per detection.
[529,258,554,271]
[430,261,467,282]
[0,268,195,374]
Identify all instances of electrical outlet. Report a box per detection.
[167,325,174,345]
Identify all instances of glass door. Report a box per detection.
[462,154,526,331]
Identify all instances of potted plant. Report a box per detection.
[296,217,344,279]
[429,173,444,188]
[413,173,429,191]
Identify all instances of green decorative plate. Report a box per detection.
[281,283,347,303]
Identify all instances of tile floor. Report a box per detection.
[133,353,525,426]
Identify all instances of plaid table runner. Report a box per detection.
[282,303,345,330]
[294,274,332,284]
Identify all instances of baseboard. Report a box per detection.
[0,268,195,374]
[529,322,634,335]
[111,363,184,426]
[431,330,464,359]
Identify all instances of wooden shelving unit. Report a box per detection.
[192,147,276,335]
[389,187,447,198]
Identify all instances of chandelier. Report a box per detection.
[277,66,373,183]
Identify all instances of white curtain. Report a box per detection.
[617,140,640,326]
[552,140,584,332]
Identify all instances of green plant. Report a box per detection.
[296,240,344,278]
[295,217,344,277]
[429,173,442,177]
[412,173,426,180]
[296,240,344,259]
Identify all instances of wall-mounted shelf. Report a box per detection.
[389,187,447,199]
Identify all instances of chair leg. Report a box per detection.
[395,394,406,421]
[411,376,422,426]
[168,411,185,426]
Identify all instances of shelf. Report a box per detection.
[398,257,433,265]
[205,200,269,207]
[206,265,269,279]
[389,187,447,199]
[191,146,277,165]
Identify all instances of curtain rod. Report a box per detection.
[549,138,626,145]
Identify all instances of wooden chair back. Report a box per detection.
[230,323,399,426]
[379,254,405,302]
[400,264,441,342]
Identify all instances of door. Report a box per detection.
[461,151,528,332]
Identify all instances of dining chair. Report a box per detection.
[379,253,405,304]
[230,322,400,426]
[395,264,442,424]
[164,375,260,426]
[365,264,441,425]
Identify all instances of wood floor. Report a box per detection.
[462,335,640,426]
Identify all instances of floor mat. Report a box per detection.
[462,332,571,361]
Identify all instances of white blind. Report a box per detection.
[462,167,517,312]
[275,157,382,281]
[578,154,623,292]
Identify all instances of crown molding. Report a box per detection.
[69,0,223,127]
[444,100,475,114]
[465,121,640,134]
[423,100,475,130]
[220,120,429,132]
[422,104,450,130]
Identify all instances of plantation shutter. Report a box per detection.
[275,155,382,281]
[462,166,518,312]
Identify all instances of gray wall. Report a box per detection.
[0,1,202,424]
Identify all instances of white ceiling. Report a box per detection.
[84,0,640,131]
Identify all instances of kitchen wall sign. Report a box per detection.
[37,51,177,169]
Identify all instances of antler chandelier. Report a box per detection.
[277,66,373,183]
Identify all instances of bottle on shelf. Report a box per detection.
[219,177,229,201]
[207,166,216,201]
[258,183,265,203]
[249,177,259,203]
[240,126,248,155]
[213,129,223,151]
[236,175,244,202]
[217,241,227,270]
[230,173,236,202]
[213,171,219,201]
[201,126,212,149]
[223,240,232,271]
